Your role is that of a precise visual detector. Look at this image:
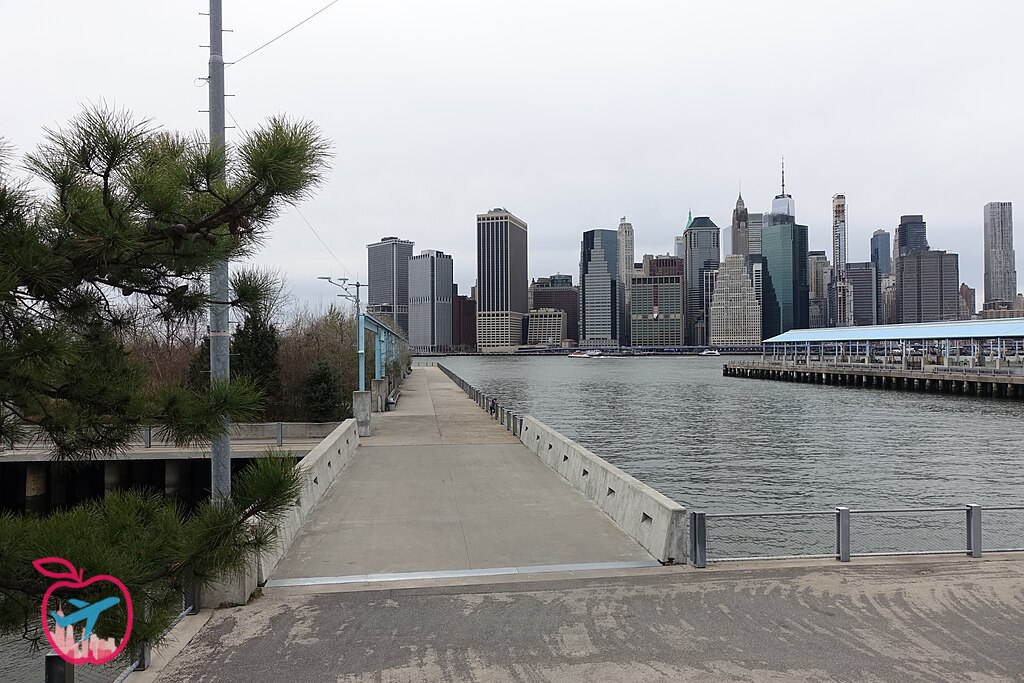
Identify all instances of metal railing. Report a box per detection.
[732,359,1024,376]
[437,364,524,436]
[688,504,1024,568]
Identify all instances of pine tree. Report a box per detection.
[0,106,330,654]
[302,360,343,422]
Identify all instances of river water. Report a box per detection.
[438,355,1024,557]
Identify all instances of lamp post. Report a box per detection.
[318,276,367,391]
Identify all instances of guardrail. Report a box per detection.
[436,364,524,436]
[688,504,1024,568]
[436,363,687,564]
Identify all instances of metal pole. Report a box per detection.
[835,507,851,562]
[45,652,74,683]
[966,504,982,558]
[689,511,707,568]
[208,0,231,504]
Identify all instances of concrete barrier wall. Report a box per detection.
[202,419,361,607]
[520,416,688,564]
[11,422,343,448]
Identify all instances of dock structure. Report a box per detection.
[724,361,1024,398]
[729,317,1024,399]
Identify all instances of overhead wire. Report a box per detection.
[226,107,356,282]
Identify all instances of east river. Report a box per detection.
[438,355,1024,557]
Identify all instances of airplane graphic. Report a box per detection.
[51,597,121,642]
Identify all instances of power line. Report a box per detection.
[228,0,340,69]
[226,107,355,280]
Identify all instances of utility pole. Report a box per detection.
[208,0,231,504]
[318,277,367,391]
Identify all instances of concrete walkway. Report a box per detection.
[154,557,1024,682]
[266,367,656,587]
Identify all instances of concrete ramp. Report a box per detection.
[266,367,657,589]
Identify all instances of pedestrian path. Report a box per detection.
[265,367,657,590]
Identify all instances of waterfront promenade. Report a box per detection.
[266,366,657,587]
[136,367,1024,682]
[153,557,1024,682]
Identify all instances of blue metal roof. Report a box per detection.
[764,318,1024,343]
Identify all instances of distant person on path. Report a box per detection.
[489,398,497,416]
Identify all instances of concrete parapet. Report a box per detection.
[371,379,387,413]
[202,419,361,607]
[519,416,688,564]
[353,392,372,437]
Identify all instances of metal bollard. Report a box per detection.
[835,507,851,562]
[966,504,982,557]
[276,422,284,447]
[45,652,74,683]
[689,511,707,568]
[144,426,152,448]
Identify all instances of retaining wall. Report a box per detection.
[202,419,360,607]
[519,416,688,564]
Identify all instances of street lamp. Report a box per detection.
[318,276,367,391]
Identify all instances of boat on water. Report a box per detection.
[569,349,605,358]
[699,349,721,356]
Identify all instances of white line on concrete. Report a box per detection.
[264,560,661,587]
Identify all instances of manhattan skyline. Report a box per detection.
[4,1,1022,308]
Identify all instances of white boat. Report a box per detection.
[699,349,721,356]
[569,349,604,358]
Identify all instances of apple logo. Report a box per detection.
[34,557,134,665]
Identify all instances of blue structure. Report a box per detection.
[359,312,407,392]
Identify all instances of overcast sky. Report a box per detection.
[5,1,1022,312]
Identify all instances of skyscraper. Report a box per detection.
[730,194,749,259]
[983,202,1016,305]
[959,283,976,320]
[451,285,477,351]
[832,194,848,278]
[579,229,622,347]
[748,213,765,258]
[408,250,453,352]
[894,214,929,269]
[896,250,959,323]
[807,250,830,328]
[630,255,684,347]
[617,218,635,346]
[367,236,414,336]
[761,164,809,337]
[870,229,892,275]
[710,255,761,345]
[476,208,528,352]
[529,275,579,341]
[845,261,880,326]
[682,217,721,345]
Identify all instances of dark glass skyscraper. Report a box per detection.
[896,215,929,258]
[870,229,892,276]
[761,216,809,337]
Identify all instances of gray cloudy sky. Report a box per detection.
[5,1,1022,311]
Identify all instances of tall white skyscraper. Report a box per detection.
[832,194,848,277]
[408,250,453,352]
[476,208,528,352]
[710,255,761,345]
[983,202,1016,305]
[617,218,634,346]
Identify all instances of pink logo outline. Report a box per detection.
[34,557,134,665]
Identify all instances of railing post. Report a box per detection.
[134,640,152,671]
[45,652,74,683]
[276,422,284,447]
[144,425,152,449]
[689,511,707,568]
[836,506,851,562]
[966,504,982,558]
